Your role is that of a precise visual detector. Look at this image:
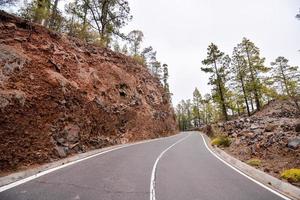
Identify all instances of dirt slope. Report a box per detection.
[0,11,177,174]
[217,100,300,184]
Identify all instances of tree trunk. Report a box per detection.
[246,49,261,111]
[279,63,291,96]
[213,61,228,121]
[49,0,59,30]
[240,76,250,116]
[250,96,254,112]
[236,103,241,116]
[80,2,88,41]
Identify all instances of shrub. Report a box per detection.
[281,169,300,183]
[246,158,261,167]
[211,136,231,147]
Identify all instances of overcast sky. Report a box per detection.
[124,0,300,106]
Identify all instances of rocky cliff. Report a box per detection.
[0,11,177,173]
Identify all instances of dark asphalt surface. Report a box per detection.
[0,132,286,200]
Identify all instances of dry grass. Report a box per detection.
[246,158,262,167]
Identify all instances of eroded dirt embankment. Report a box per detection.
[0,11,177,174]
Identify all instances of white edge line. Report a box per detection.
[200,134,291,200]
[0,133,180,193]
[150,133,191,200]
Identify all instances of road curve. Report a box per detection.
[0,132,288,200]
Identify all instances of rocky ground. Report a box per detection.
[216,100,300,185]
[0,11,177,174]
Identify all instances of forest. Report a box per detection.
[176,38,300,130]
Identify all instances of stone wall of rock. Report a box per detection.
[0,11,177,173]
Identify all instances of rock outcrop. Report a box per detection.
[216,100,300,180]
[0,11,177,173]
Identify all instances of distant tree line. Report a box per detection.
[176,38,300,131]
[0,0,171,101]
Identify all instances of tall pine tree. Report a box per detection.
[201,43,229,121]
[238,38,268,111]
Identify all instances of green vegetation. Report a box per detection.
[281,169,300,183]
[175,8,300,131]
[270,57,300,109]
[246,158,261,167]
[211,136,231,147]
[201,44,230,121]
[176,39,300,131]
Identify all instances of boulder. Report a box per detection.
[287,138,300,149]
[265,123,277,132]
[55,146,67,158]
[64,124,80,143]
[250,124,260,130]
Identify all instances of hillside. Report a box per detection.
[0,11,177,173]
[215,100,300,184]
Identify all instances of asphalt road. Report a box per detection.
[0,132,288,200]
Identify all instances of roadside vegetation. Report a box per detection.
[211,136,231,147]
[281,169,300,183]
[246,158,262,167]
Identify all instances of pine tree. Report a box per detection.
[162,64,171,101]
[238,38,268,111]
[260,79,278,104]
[184,99,193,129]
[201,43,229,121]
[176,103,185,131]
[83,0,132,47]
[127,30,144,56]
[65,0,91,40]
[175,99,195,131]
[192,88,203,127]
[202,94,214,124]
[121,44,129,55]
[48,0,59,30]
[141,46,155,67]
[231,46,251,116]
[152,61,162,79]
[19,0,51,25]
[270,57,299,96]
[271,56,300,109]
[113,41,121,53]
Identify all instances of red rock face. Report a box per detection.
[0,11,177,173]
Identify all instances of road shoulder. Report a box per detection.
[0,134,180,189]
[200,132,300,200]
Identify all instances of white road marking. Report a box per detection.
[200,133,291,200]
[150,133,190,200]
[0,133,181,193]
